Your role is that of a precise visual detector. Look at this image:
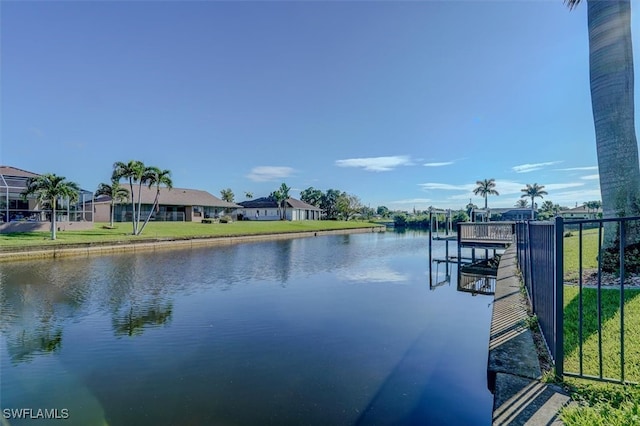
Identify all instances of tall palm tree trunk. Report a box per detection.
[588,0,640,244]
[128,178,137,235]
[51,201,57,240]
[531,196,535,220]
[138,191,160,235]
[136,181,144,233]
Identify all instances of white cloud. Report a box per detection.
[339,266,409,283]
[558,166,598,171]
[512,161,563,173]
[390,198,432,204]
[548,189,602,205]
[544,182,584,191]
[419,182,474,191]
[424,161,454,167]
[581,174,600,180]
[335,155,413,172]
[491,180,529,195]
[246,166,295,182]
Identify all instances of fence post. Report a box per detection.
[554,216,564,379]
[457,222,461,262]
[527,222,536,310]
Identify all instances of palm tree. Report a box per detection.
[521,184,548,220]
[220,188,234,203]
[95,180,130,228]
[138,167,172,235]
[566,0,640,243]
[473,179,499,209]
[244,191,253,200]
[269,190,284,219]
[278,182,291,220]
[112,160,145,235]
[553,203,562,216]
[21,174,80,240]
[515,199,529,208]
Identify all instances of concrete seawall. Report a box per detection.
[489,244,570,425]
[0,226,385,262]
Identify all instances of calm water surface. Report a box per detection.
[0,231,493,425]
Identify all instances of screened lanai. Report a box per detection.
[0,166,94,224]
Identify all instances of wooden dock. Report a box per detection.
[457,222,515,249]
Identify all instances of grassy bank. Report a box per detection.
[560,287,640,425]
[563,286,640,382]
[0,221,380,249]
[563,227,600,281]
[558,228,640,424]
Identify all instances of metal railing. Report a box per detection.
[515,220,562,369]
[458,222,515,242]
[561,216,640,384]
[516,216,640,384]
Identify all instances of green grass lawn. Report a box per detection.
[563,227,601,281]
[0,220,380,249]
[563,286,640,382]
[559,228,640,424]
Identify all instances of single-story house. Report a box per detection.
[237,197,321,221]
[0,165,94,233]
[92,185,242,223]
[473,208,536,221]
[558,205,602,220]
[500,208,537,221]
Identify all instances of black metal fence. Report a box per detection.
[516,216,640,384]
[515,220,563,369]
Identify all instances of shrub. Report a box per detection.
[393,214,407,227]
[601,242,640,274]
[219,215,233,224]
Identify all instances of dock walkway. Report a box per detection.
[489,245,572,425]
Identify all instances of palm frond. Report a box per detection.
[564,0,581,11]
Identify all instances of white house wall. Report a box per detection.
[241,208,319,221]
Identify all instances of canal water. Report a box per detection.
[0,231,494,425]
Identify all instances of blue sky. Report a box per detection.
[1,0,629,210]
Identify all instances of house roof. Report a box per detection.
[286,198,322,210]
[559,205,602,214]
[95,186,241,208]
[0,166,91,195]
[500,208,536,215]
[0,166,40,178]
[238,197,322,210]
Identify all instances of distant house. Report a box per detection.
[558,205,602,220]
[473,208,536,221]
[237,197,321,221]
[500,208,537,221]
[0,165,94,233]
[92,186,241,223]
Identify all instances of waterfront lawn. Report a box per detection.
[563,286,640,382]
[560,285,640,425]
[563,228,600,281]
[0,220,379,248]
[560,380,640,426]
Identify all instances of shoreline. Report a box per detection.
[0,226,386,262]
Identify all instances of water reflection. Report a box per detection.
[112,302,173,337]
[1,233,494,425]
[7,327,63,363]
[0,260,92,363]
[429,259,453,290]
[457,273,497,296]
[427,240,498,296]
